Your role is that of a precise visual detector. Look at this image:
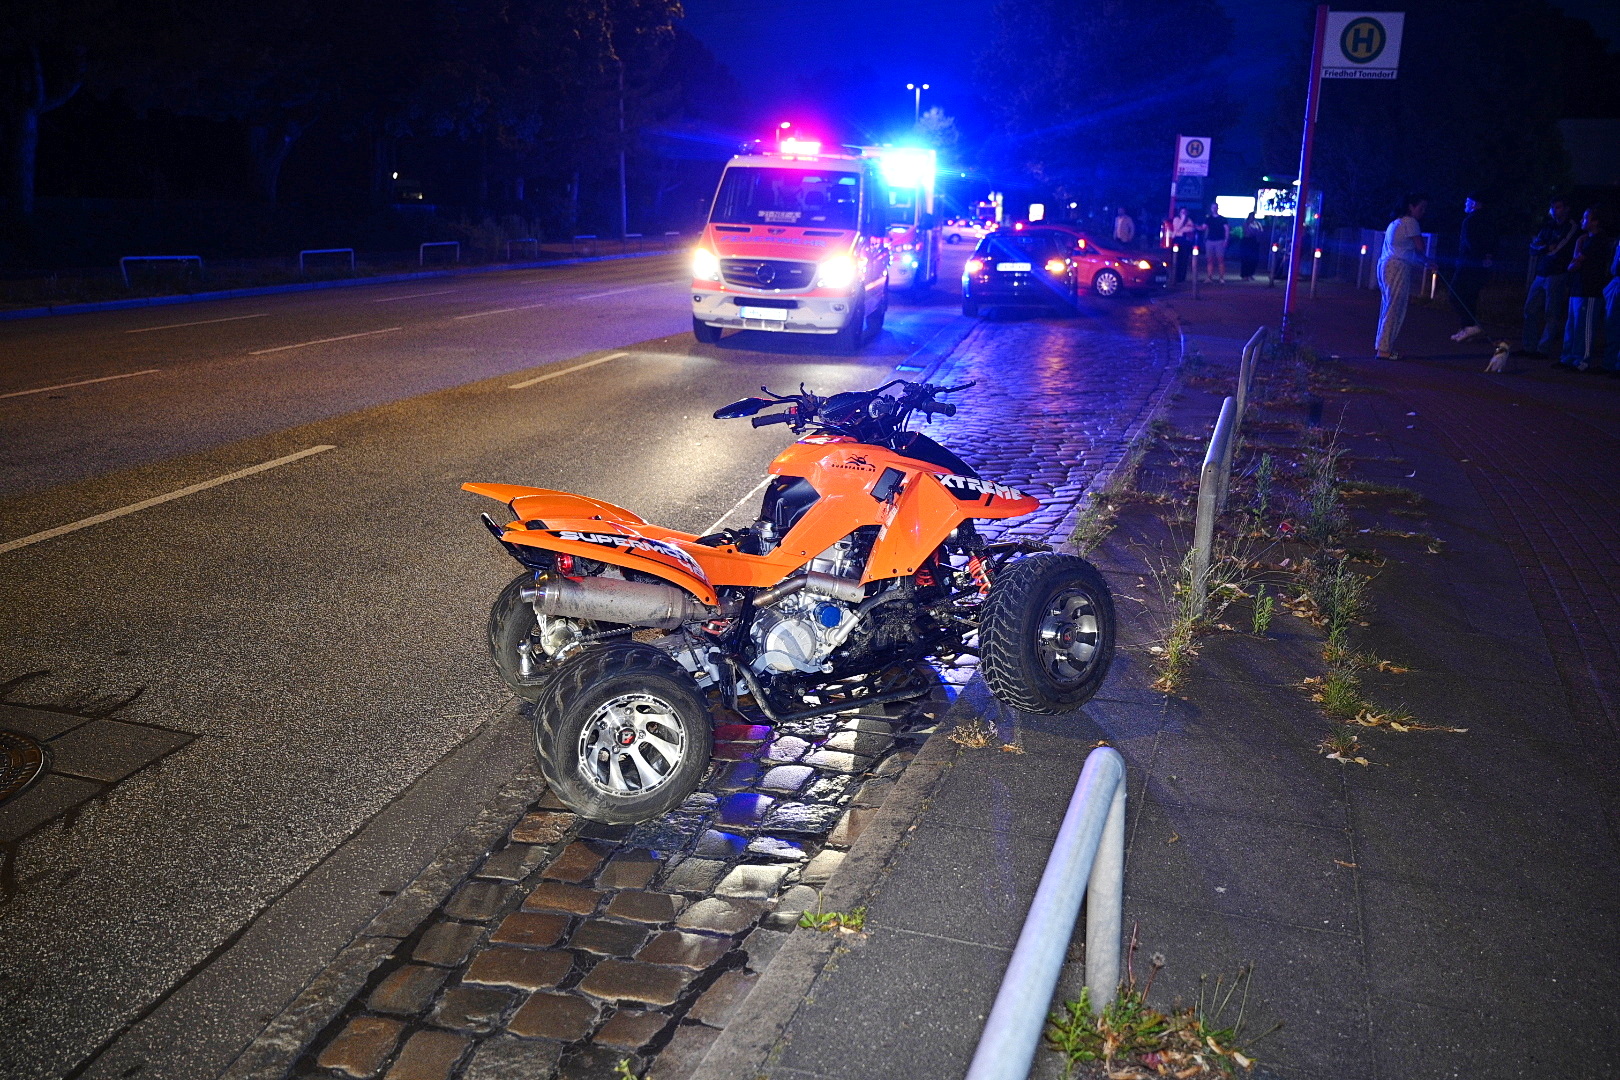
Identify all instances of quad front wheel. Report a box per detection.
[532,643,712,823]
[980,553,1116,713]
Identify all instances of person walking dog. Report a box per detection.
[1449,193,1497,342]
[1375,194,1431,359]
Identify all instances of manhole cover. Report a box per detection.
[1,730,48,806]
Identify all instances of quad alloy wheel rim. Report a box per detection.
[1036,587,1102,684]
[577,693,686,797]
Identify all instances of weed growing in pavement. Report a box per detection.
[1338,481,1423,505]
[798,902,866,933]
[1045,941,1266,1079]
[1250,586,1274,636]
[1292,554,1369,647]
[947,717,996,749]
[612,1058,639,1079]
[1318,724,1368,764]
[1313,668,1364,719]
[1300,427,1347,545]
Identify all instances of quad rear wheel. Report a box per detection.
[980,554,1116,713]
[532,643,712,823]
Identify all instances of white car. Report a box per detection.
[943,218,992,244]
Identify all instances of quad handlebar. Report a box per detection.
[721,379,973,444]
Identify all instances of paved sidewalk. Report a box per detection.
[704,281,1620,1080]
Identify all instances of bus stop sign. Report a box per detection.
[1322,12,1404,79]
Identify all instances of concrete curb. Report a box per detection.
[215,740,549,1080]
[687,726,961,1080]
[0,249,676,323]
[687,304,1190,1080]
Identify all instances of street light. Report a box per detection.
[905,82,930,123]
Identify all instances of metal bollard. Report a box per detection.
[1310,248,1321,298]
[964,747,1126,1080]
[1192,247,1200,298]
[1268,242,1279,288]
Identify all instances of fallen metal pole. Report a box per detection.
[964,746,1126,1080]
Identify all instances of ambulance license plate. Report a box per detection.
[740,306,788,321]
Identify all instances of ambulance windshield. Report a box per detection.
[711,167,859,230]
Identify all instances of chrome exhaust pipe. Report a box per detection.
[521,575,713,630]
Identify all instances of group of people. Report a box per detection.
[1523,197,1618,374]
[1375,193,1619,372]
[1166,205,1272,284]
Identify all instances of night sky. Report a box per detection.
[680,0,1619,178]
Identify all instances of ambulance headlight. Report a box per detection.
[815,254,858,289]
[692,248,722,282]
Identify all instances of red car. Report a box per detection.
[1010,223,1169,297]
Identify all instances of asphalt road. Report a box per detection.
[0,250,975,1078]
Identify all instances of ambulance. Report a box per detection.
[690,139,891,354]
[861,146,941,293]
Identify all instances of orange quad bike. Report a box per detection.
[463,379,1116,823]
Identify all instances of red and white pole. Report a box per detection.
[1282,4,1329,335]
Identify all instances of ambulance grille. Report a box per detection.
[720,259,817,290]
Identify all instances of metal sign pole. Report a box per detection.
[1282,4,1330,336]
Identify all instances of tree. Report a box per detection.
[914,106,959,150]
[976,0,1237,210]
[1264,0,1620,230]
[1,2,90,215]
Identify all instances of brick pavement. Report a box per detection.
[247,303,1181,1080]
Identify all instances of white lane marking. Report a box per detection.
[249,327,402,355]
[125,313,268,334]
[703,476,772,536]
[454,301,553,321]
[576,283,661,300]
[371,289,459,303]
[508,352,629,390]
[0,369,161,400]
[0,445,336,556]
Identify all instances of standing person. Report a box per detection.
[1113,206,1136,247]
[1448,193,1497,342]
[1603,234,1620,377]
[1201,203,1229,283]
[1561,207,1614,371]
[1170,207,1195,282]
[1375,193,1430,359]
[1238,212,1262,280]
[1523,198,1578,357]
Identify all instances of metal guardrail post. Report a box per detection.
[1236,325,1267,427]
[119,255,204,287]
[664,230,680,250]
[298,248,355,273]
[419,241,459,266]
[506,238,538,260]
[1192,396,1237,616]
[965,746,1126,1080]
[573,235,597,257]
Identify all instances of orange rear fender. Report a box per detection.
[501,524,718,607]
[461,483,647,527]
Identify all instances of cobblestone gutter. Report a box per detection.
[230,304,1184,1080]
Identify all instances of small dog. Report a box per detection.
[1485,341,1510,373]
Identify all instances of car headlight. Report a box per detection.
[692,248,721,282]
[815,254,858,289]
[1136,259,1154,270]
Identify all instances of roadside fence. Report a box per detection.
[965,746,1126,1080]
[298,248,354,273]
[506,238,539,260]
[119,255,203,287]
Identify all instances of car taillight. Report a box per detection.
[964,258,984,274]
[1045,258,1068,275]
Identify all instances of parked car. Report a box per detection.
[1015,224,1169,297]
[943,218,993,244]
[961,230,1079,316]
